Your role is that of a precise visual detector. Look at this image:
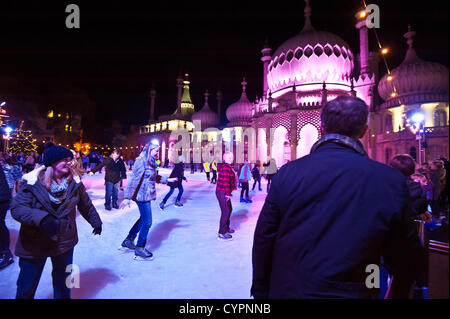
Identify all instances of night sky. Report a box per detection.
[0,0,448,142]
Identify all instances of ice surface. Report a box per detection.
[0,168,268,299]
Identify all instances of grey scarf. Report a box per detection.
[48,177,70,204]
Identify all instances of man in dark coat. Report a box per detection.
[0,164,13,269]
[90,149,127,210]
[252,96,422,299]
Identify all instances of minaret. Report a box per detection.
[355,8,370,75]
[216,88,223,123]
[149,85,156,123]
[260,37,272,98]
[180,73,195,118]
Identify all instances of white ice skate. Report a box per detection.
[134,247,154,261]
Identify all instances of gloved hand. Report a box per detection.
[92,225,102,235]
[40,215,58,240]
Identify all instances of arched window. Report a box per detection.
[385,114,393,132]
[434,109,447,127]
[409,146,417,161]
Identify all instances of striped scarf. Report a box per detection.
[48,177,70,204]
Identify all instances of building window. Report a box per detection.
[409,146,417,161]
[385,114,393,132]
[434,109,446,127]
[385,148,392,164]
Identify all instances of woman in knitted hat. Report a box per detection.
[10,142,102,299]
[120,140,177,260]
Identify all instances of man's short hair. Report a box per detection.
[111,148,121,156]
[390,154,416,177]
[321,95,369,138]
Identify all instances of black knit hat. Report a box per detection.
[43,142,73,167]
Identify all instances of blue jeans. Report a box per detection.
[162,185,184,203]
[16,248,74,299]
[127,201,152,247]
[105,181,118,207]
[252,177,261,190]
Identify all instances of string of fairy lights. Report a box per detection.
[359,0,398,100]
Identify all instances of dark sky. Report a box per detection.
[0,0,448,141]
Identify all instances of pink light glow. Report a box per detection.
[268,51,353,93]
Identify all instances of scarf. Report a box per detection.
[48,177,70,204]
[310,133,367,157]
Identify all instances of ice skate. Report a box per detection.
[119,238,136,251]
[159,201,165,210]
[217,233,233,241]
[175,201,183,208]
[134,247,154,261]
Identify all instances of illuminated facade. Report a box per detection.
[371,26,449,163]
[139,1,448,167]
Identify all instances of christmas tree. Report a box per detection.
[8,121,38,155]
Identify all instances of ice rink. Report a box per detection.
[0,168,267,299]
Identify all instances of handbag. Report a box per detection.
[131,173,145,201]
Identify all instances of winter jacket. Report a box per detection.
[239,164,251,182]
[252,142,422,299]
[124,154,167,202]
[406,178,428,217]
[0,165,12,202]
[10,166,102,258]
[251,166,261,180]
[91,157,126,184]
[216,163,237,196]
[167,162,186,188]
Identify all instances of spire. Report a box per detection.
[149,84,156,123]
[263,36,270,49]
[181,73,193,104]
[241,77,247,94]
[202,90,211,110]
[216,88,223,121]
[402,24,420,64]
[302,0,314,32]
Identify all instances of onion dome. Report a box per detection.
[267,0,354,93]
[378,25,449,103]
[226,78,253,127]
[191,90,220,129]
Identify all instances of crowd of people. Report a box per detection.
[0,95,448,299]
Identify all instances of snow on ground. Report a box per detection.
[0,168,268,299]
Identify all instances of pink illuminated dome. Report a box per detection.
[378,26,449,102]
[226,78,253,127]
[191,90,220,129]
[267,0,354,93]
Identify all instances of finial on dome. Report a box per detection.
[302,0,314,32]
[402,24,419,63]
[204,89,209,101]
[404,24,416,49]
[241,77,247,92]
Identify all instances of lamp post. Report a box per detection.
[3,126,13,153]
[407,111,425,164]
